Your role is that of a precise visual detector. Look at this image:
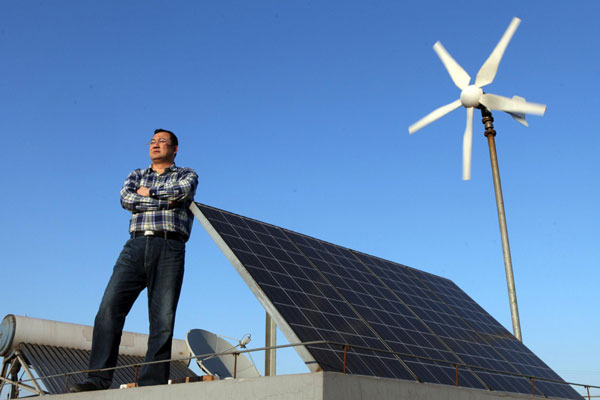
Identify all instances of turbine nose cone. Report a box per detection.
[460,85,483,108]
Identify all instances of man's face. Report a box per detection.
[149,131,177,164]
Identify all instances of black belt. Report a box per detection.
[131,230,187,242]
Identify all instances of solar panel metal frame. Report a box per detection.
[191,203,320,371]
[191,202,581,399]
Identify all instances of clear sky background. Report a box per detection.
[1,0,598,396]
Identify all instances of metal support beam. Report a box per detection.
[0,357,8,395]
[264,312,277,376]
[15,351,45,396]
[0,350,45,398]
[10,360,19,399]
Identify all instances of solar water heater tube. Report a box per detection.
[0,314,190,363]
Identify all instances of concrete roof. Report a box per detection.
[57,372,569,400]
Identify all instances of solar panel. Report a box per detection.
[17,343,195,394]
[191,202,580,399]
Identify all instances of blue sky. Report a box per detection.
[1,0,598,396]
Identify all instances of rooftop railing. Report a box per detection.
[2,340,598,399]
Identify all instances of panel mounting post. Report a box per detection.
[265,312,276,376]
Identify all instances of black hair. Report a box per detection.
[153,129,178,146]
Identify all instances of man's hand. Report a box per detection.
[137,186,150,197]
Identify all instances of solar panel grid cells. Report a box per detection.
[415,273,509,337]
[410,270,582,400]
[283,231,415,380]
[483,336,581,400]
[208,218,338,363]
[400,269,554,395]
[200,206,389,376]
[290,235,488,387]
[344,253,491,390]
[355,254,568,395]
[197,204,581,400]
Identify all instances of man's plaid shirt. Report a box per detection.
[120,164,198,238]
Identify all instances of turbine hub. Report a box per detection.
[460,85,483,108]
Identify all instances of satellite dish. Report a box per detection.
[186,329,260,379]
[408,17,546,180]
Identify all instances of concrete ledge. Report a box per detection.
[62,374,323,400]
[322,373,537,400]
[54,372,557,400]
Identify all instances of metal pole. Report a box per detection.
[455,364,459,386]
[481,108,523,342]
[233,353,238,379]
[9,360,20,399]
[265,312,277,376]
[586,386,591,400]
[343,345,349,374]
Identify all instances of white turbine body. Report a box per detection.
[408,17,547,180]
[460,86,483,108]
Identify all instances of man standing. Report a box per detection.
[71,129,198,392]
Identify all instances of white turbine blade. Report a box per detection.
[508,112,529,127]
[408,99,462,134]
[475,17,521,88]
[507,95,529,126]
[433,42,471,90]
[463,107,474,181]
[480,93,546,115]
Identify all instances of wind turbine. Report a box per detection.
[408,17,547,342]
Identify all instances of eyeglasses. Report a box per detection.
[147,138,171,146]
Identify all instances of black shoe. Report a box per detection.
[69,382,102,393]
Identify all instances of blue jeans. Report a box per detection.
[86,236,185,388]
